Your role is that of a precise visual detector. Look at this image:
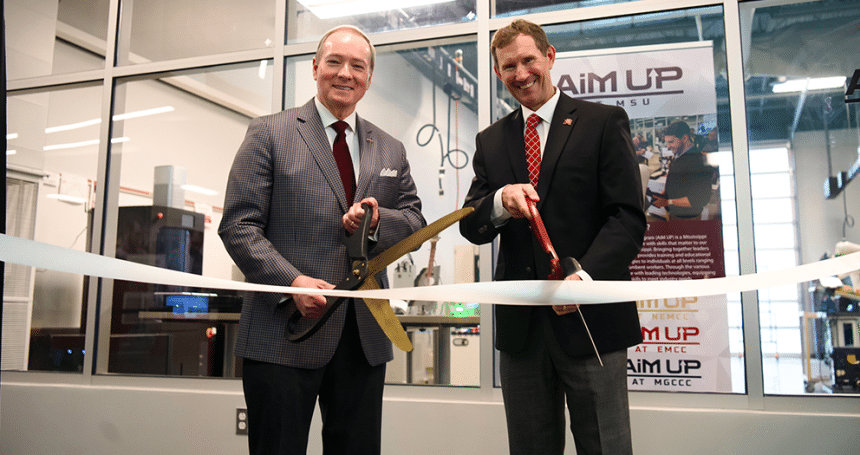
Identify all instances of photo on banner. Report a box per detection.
[555,42,731,392]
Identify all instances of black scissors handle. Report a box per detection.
[285,285,349,342]
[286,203,373,342]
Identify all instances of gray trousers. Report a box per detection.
[499,308,633,455]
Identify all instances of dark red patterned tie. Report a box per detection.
[525,113,542,189]
[332,120,356,203]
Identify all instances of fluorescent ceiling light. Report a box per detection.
[7,133,18,140]
[182,184,218,196]
[44,137,130,151]
[298,0,454,19]
[45,118,101,133]
[772,76,846,93]
[113,106,175,121]
[7,149,17,155]
[44,106,175,133]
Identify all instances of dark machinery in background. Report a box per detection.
[109,204,242,377]
[808,241,860,392]
[405,45,477,197]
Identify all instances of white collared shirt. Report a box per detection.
[491,89,562,224]
[519,88,561,159]
[488,89,591,280]
[315,97,360,178]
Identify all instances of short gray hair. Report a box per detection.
[315,25,376,73]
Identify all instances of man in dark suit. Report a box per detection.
[219,25,425,455]
[460,19,646,455]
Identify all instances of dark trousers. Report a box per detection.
[242,301,386,455]
[499,308,633,455]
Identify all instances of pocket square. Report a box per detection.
[379,168,398,177]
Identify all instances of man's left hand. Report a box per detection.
[553,272,581,315]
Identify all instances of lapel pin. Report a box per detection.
[563,118,572,126]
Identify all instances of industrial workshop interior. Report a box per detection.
[2,0,859,453]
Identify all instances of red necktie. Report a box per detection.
[525,113,542,189]
[332,120,356,203]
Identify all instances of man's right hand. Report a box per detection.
[501,183,540,219]
[290,275,335,318]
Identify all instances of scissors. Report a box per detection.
[526,198,603,366]
[286,204,474,352]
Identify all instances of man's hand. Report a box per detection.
[651,194,669,208]
[343,197,379,234]
[501,184,539,219]
[290,275,335,318]
[553,272,582,315]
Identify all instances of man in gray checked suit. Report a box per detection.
[219,25,425,455]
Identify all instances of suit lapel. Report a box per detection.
[296,99,352,211]
[505,110,530,186]
[538,95,579,203]
[355,115,374,201]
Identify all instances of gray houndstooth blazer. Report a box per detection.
[219,98,426,369]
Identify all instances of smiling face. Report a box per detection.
[494,33,556,112]
[664,134,693,156]
[313,29,373,119]
[664,135,682,155]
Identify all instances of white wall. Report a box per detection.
[2,378,858,454]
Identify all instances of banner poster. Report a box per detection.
[555,42,732,392]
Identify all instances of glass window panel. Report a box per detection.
[719,173,736,200]
[743,0,860,395]
[751,198,795,224]
[287,36,481,387]
[762,354,806,394]
[728,289,744,396]
[753,224,796,250]
[759,326,803,355]
[721,200,737,226]
[712,150,735,176]
[286,0,477,45]
[116,0,275,65]
[721,227,738,256]
[103,61,272,377]
[5,84,102,372]
[749,147,791,173]
[761,300,803,327]
[756,249,798,271]
[493,0,636,17]
[768,289,802,305]
[5,0,107,79]
[750,173,792,198]
[723,253,740,277]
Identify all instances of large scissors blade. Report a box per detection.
[359,207,474,351]
[358,276,413,352]
[366,207,474,276]
[287,207,474,348]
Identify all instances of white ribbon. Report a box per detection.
[1,234,858,305]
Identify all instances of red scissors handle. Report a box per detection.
[525,199,602,366]
[526,199,564,280]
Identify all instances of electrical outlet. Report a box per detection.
[236,408,248,435]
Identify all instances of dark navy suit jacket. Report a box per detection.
[460,93,646,356]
